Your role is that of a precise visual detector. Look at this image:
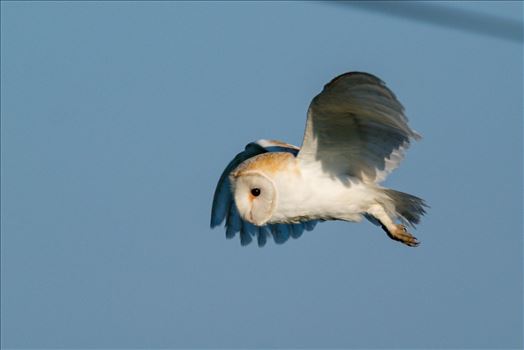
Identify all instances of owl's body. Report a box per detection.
[211,72,427,247]
[239,152,373,224]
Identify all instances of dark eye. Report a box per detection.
[251,188,261,197]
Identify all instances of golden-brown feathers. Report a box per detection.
[232,152,299,177]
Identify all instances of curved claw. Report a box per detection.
[385,224,420,247]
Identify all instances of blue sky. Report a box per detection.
[1,2,522,348]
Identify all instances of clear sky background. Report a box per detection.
[1,2,522,348]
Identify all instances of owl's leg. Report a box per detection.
[366,204,419,247]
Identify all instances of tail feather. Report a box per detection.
[383,189,428,227]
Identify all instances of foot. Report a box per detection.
[386,224,420,247]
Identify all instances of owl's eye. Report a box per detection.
[251,188,261,197]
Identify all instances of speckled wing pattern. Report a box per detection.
[298,72,420,183]
[210,140,318,246]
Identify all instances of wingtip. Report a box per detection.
[210,216,223,228]
[412,130,423,141]
[324,71,383,90]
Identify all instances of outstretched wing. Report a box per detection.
[297,72,420,183]
[211,140,317,247]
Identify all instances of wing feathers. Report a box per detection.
[298,72,420,182]
[211,140,318,246]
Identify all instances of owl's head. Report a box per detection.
[230,170,277,226]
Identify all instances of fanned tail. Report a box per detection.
[382,189,428,227]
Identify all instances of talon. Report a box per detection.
[390,224,419,247]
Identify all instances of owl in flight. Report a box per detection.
[211,72,427,247]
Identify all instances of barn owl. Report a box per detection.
[211,72,427,247]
